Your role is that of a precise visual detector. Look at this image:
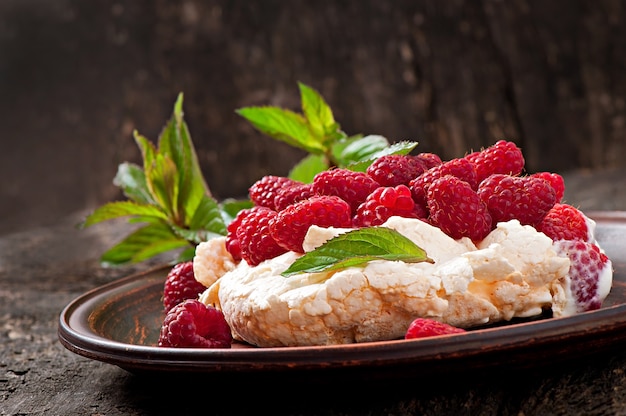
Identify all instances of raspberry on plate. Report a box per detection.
[405,318,466,339]
[537,203,590,242]
[270,195,352,252]
[249,175,302,210]
[313,168,380,212]
[413,152,443,169]
[427,175,492,241]
[366,154,426,187]
[236,206,287,265]
[531,171,565,203]
[409,157,478,207]
[225,206,267,261]
[554,240,612,314]
[158,299,233,348]
[273,183,316,211]
[353,184,426,227]
[163,261,207,313]
[477,173,556,227]
[465,140,525,184]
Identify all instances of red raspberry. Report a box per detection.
[536,203,589,242]
[270,195,353,253]
[273,183,316,211]
[413,152,443,169]
[554,240,612,313]
[405,318,466,339]
[477,174,557,227]
[163,261,207,313]
[366,154,426,187]
[224,206,267,261]
[409,157,478,206]
[158,299,232,348]
[353,185,427,227]
[249,175,302,210]
[531,171,565,202]
[313,168,380,212]
[427,175,492,241]
[236,207,287,265]
[465,140,525,184]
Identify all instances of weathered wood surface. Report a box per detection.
[1,168,625,416]
[1,0,625,236]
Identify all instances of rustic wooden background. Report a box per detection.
[1,0,624,235]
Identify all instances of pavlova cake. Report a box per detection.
[160,140,613,348]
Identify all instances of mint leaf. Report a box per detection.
[331,135,389,167]
[298,82,342,144]
[281,227,433,277]
[288,154,330,183]
[188,195,227,235]
[220,198,254,223]
[113,162,155,205]
[144,153,180,222]
[100,222,190,266]
[346,140,419,172]
[81,201,168,227]
[158,93,211,224]
[236,106,326,154]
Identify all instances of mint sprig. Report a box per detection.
[236,82,419,182]
[83,82,422,266]
[80,93,229,266]
[281,227,433,277]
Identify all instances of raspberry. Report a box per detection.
[427,175,492,241]
[249,175,301,210]
[163,261,207,313]
[366,154,426,187]
[158,299,232,348]
[465,140,525,184]
[353,185,426,227]
[413,152,443,169]
[554,240,612,313]
[225,206,266,261]
[477,174,557,227]
[537,203,590,242]
[270,195,353,252]
[273,183,316,211]
[405,318,466,339]
[409,157,478,207]
[236,206,287,265]
[531,172,565,202]
[313,168,380,212]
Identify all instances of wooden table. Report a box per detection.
[2,168,626,416]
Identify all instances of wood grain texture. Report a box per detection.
[1,0,625,236]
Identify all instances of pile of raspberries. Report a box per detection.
[225,139,583,267]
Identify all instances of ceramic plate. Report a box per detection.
[58,211,626,379]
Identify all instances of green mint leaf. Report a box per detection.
[188,195,227,235]
[346,140,420,172]
[219,198,254,223]
[80,201,168,228]
[100,222,190,266]
[298,82,341,144]
[331,135,390,167]
[236,106,326,154]
[113,162,155,205]
[157,93,211,224]
[133,131,157,180]
[281,227,432,277]
[176,246,197,263]
[144,153,180,222]
[288,154,330,183]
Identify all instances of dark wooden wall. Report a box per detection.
[1,0,624,234]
